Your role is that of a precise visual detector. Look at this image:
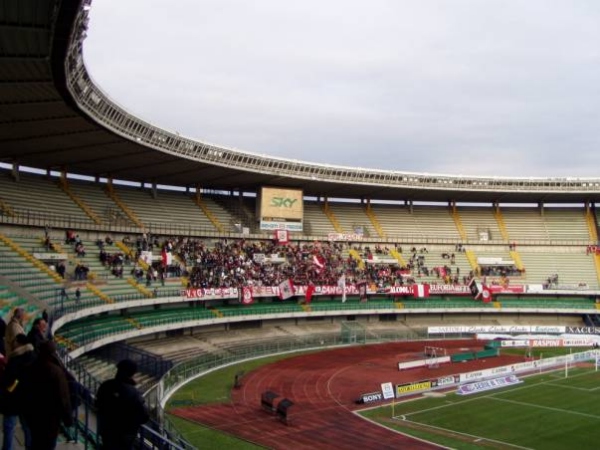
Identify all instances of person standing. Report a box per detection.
[96,359,149,450]
[0,316,6,357]
[21,341,72,450]
[26,318,48,353]
[1,334,35,450]
[5,309,25,357]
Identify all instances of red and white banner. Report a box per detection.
[182,288,237,299]
[413,284,430,298]
[161,249,172,266]
[278,279,295,300]
[305,284,316,303]
[182,283,530,301]
[488,285,525,294]
[241,286,254,305]
[312,254,325,273]
[274,229,289,244]
[327,233,363,241]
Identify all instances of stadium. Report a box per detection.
[1,1,600,449]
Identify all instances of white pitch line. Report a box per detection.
[489,397,600,420]
[401,418,535,450]
[544,382,595,392]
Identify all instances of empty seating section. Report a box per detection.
[304,202,337,235]
[0,171,95,225]
[0,236,59,321]
[204,194,257,232]
[412,206,461,240]
[111,185,237,233]
[518,246,598,288]
[111,186,205,231]
[458,207,504,242]
[135,336,213,363]
[501,208,549,241]
[369,204,420,239]
[543,209,590,241]
[68,179,132,227]
[196,195,240,232]
[327,203,375,236]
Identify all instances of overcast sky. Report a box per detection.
[84,0,600,178]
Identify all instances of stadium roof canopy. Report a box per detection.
[2,0,600,204]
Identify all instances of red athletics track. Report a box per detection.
[171,339,524,449]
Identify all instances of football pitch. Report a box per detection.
[359,367,600,450]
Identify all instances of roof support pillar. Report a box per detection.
[11,163,19,182]
[59,168,67,186]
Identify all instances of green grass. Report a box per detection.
[167,416,264,450]
[360,367,600,450]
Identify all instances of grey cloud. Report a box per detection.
[85,0,600,178]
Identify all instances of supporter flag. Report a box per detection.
[241,286,254,305]
[481,285,492,303]
[313,254,325,273]
[161,248,172,266]
[278,279,295,300]
[337,274,347,302]
[274,230,289,244]
[468,278,492,302]
[305,283,316,304]
[357,281,368,302]
[468,277,481,300]
[412,284,430,298]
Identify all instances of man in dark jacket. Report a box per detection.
[96,359,149,450]
[26,318,48,352]
[1,334,35,450]
[21,340,72,450]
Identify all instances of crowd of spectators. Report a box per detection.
[1,308,75,449]
[175,238,475,290]
[39,228,539,294]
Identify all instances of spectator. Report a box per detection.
[96,359,149,450]
[75,288,81,305]
[65,230,76,244]
[1,334,35,450]
[5,308,25,357]
[21,341,72,450]
[0,315,6,357]
[27,318,48,352]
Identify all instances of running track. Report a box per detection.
[171,340,523,449]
